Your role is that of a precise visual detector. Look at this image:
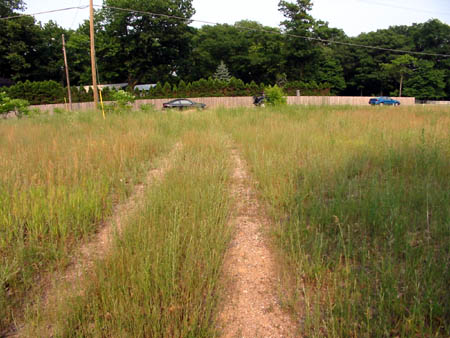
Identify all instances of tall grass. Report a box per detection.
[0,111,177,332]
[3,105,449,336]
[219,105,450,336]
[45,121,232,337]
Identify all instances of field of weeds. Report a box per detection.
[0,111,179,331]
[1,105,449,337]
[219,105,450,336]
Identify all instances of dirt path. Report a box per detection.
[218,145,298,337]
[14,142,182,337]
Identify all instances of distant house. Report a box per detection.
[134,84,157,91]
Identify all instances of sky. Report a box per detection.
[22,0,450,37]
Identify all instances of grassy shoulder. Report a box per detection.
[0,111,178,333]
[219,105,450,336]
[44,121,233,336]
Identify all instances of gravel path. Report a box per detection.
[218,145,298,337]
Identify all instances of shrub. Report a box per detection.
[139,103,156,113]
[4,79,333,104]
[264,85,287,106]
[162,82,172,98]
[110,90,136,112]
[153,82,164,98]
[0,92,30,117]
[248,81,260,96]
[7,80,64,104]
[178,80,187,97]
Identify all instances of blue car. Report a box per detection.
[369,97,400,106]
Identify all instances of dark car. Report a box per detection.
[369,97,400,106]
[253,94,265,107]
[162,98,206,110]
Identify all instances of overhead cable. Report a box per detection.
[1,4,449,58]
[358,0,450,16]
[98,4,450,58]
[0,5,89,20]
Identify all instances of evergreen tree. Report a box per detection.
[213,61,232,82]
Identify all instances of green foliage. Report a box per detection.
[139,103,156,113]
[264,85,287,106]
[1,5,449,100]
[177,80,187,97]
[213,61,232,82]
[0,91,29,116]
[3,78,334,104]
[110,90,135,112]
[0,112,174,332]
[219,106,450,336]
[153,82,164,98]
[403,60,446,99]
[189,21,285,84]
[382,54,417,97]
[162,82,172,98]
[98,0,195,84]
[7,80,64,105]
[0,0,24,14]
[279,0,319,80]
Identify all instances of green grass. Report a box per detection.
[0,111,179,332]
[218,105,450,336]
[45,121,232,337]
[2,105,449,337]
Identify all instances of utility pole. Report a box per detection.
[62,34,72,111]
[89,0,99,105]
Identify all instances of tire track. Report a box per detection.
[218,144,298,337]
[14,142,182,337]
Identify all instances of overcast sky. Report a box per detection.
[23,0,450,37]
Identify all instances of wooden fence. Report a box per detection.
[30,96,416,113]
[419,100,450,105]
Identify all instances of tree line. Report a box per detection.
[1,0,449,99]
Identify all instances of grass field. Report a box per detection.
[1,105,449,336]
[219,105,450,336]
[0,111,180,331]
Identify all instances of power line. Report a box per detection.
[98,4,450,58]
[0,5,89,20]
[357,0,450,16]
[70,0,86,29]
[2,4,449,58]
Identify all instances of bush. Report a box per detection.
[110,90,136,112]
[3,79,332,105]
[0,92,30,117]
[139,103,156,113]
[264,85,287,106]
[7,80,64,104]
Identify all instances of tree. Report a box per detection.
[341,27,413,96]
[35,21,67,82]
[99,0,195,85]
[213,61,231,81]
[403,59,446,99]
[65,25,92,85]
[188,21,284,83]
[410,20,450,99]
[382,54,417,97]
[278,0,319,80]
[0,15,44,82]
[0,0,25,17]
